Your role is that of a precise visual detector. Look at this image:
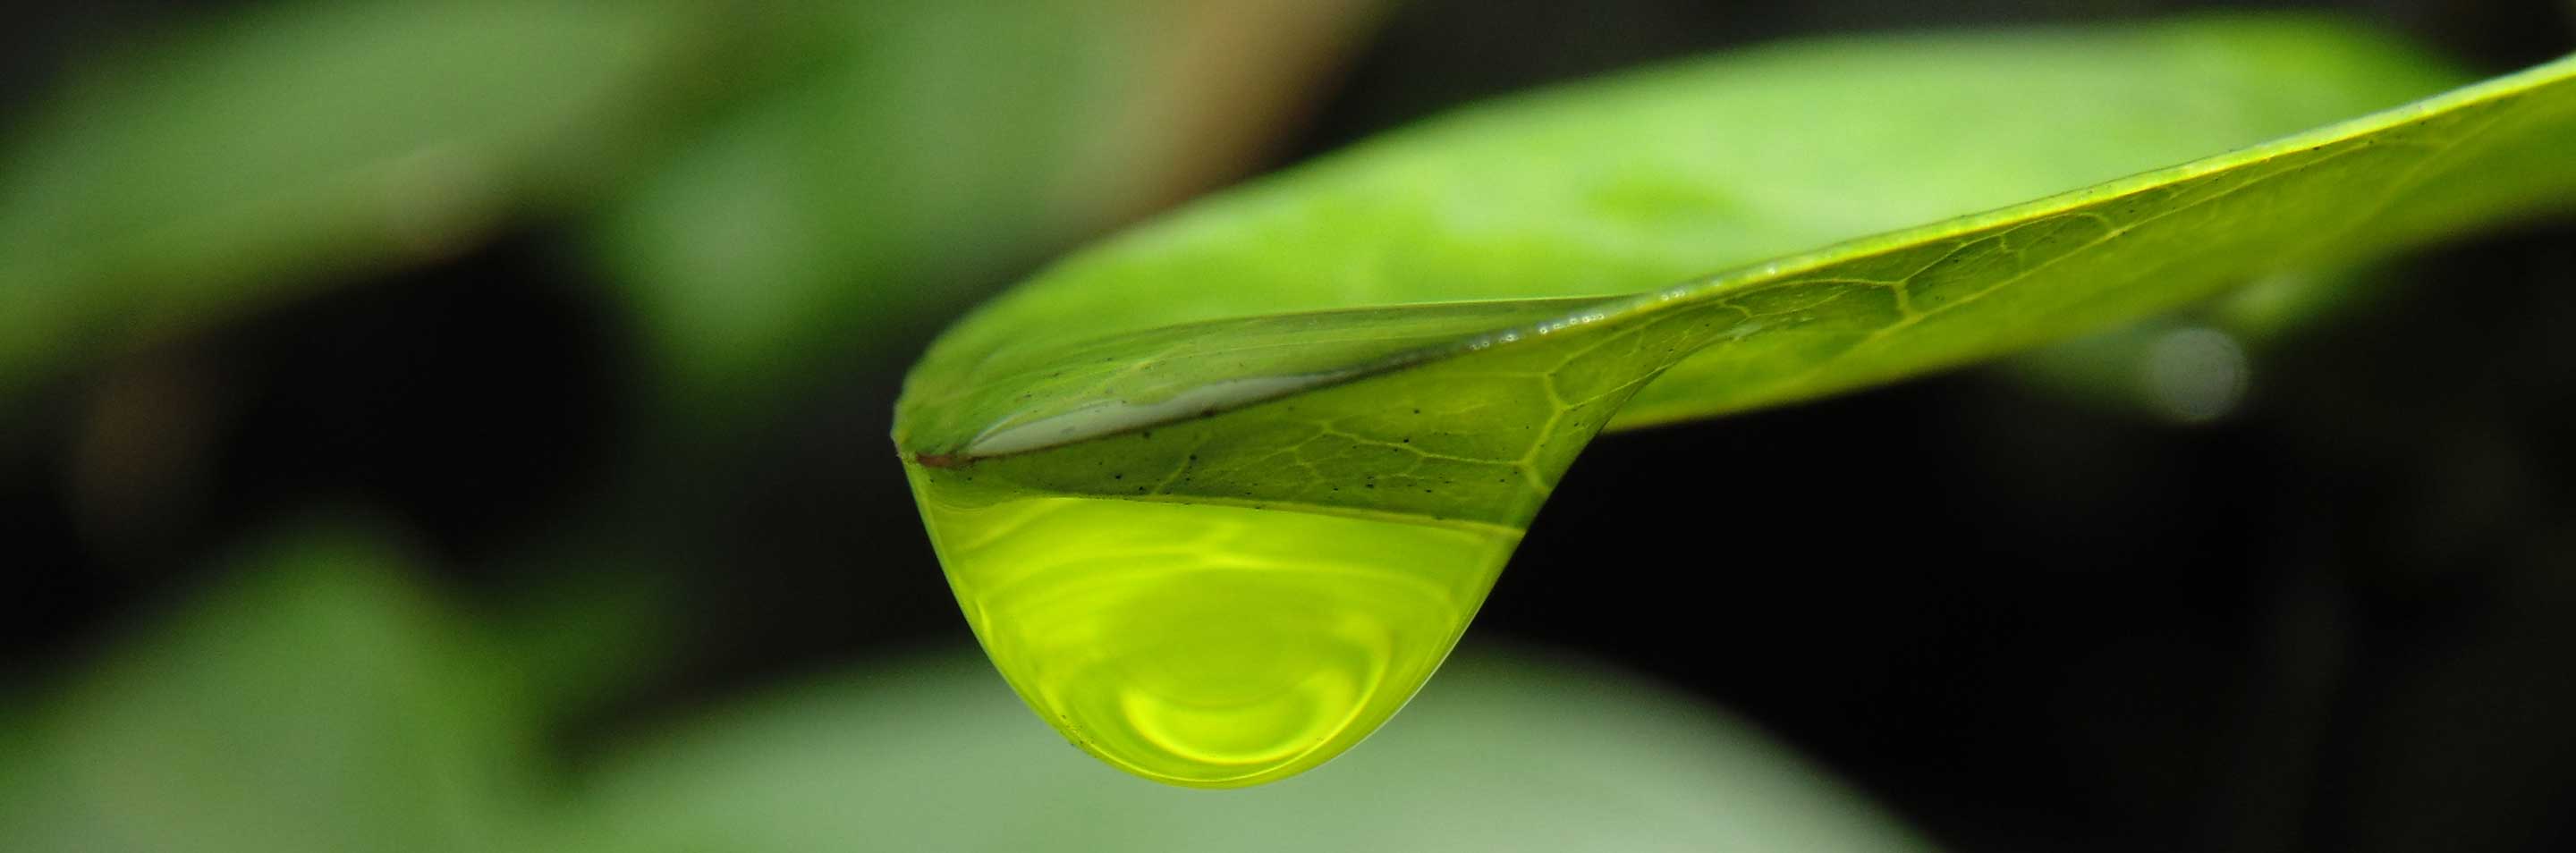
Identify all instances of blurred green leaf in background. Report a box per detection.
[0,0,1380,412]
[0,527,543,852]
[0,0,724,396]
[563,649,1934,853]
[591,0,1386,426]
[0,525,1938,853]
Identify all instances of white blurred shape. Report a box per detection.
[2143,325,2249,424]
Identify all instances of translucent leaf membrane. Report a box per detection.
[911,469,1516,787]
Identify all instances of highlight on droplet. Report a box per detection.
[907,467,1519,788]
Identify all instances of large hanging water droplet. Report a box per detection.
[908,467,1517,787]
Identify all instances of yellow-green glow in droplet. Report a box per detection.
[908,468,1517,788]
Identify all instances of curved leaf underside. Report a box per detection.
[894,17,2576,788]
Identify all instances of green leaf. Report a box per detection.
[589,1,1142,406]
[891,16,2576,787]
[558,647,1938,853]
[0,527,539,853]
[0,0,723,395]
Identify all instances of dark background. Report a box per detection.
[4,2,2572,851]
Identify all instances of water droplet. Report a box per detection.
[909,469,1515,787]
